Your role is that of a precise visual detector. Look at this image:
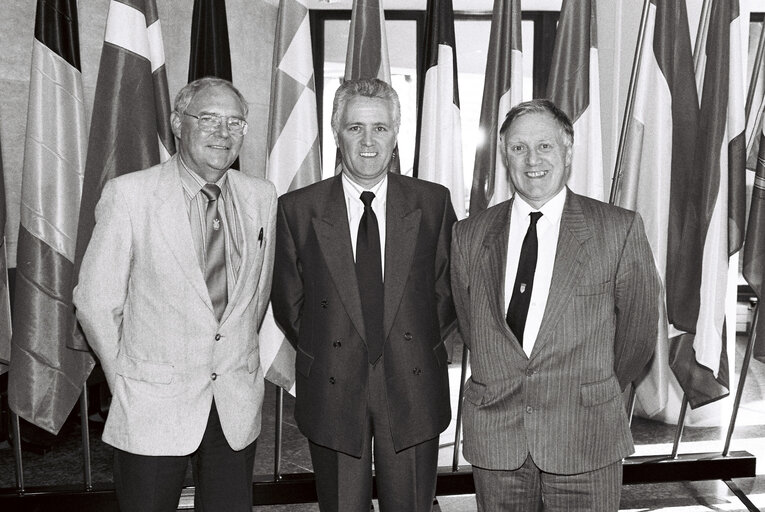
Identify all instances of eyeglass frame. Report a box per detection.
[182,111,249,136]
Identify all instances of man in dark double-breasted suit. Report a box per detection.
[271,78,457,512]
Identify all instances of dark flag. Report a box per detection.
[744,122,765,363]
[8,0,94,433]
[189,0,233,82]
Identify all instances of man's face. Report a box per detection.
[333,95,397,188]
[501,111,572,209]
[171,86,245,182]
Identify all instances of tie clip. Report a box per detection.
[213,218,221,231]
[519,283,527,294]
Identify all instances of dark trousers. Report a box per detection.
[113,400,257,512]
[472,454,623,512]
[309,359,440,512]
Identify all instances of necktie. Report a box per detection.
[201,184,227,321]
[356,191,384,364]
[506,211,543,345]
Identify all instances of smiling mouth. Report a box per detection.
[209,144,230,150]
[360,151,378,157]
[525,170,548,178]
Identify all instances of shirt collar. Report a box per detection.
[512,187,567,225]
[342,173,388,202]
[178,157,230,200]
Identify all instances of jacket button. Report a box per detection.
[526,368,534,377]
[321,299,328,308]
[329,377,336,384]
[526,406,533,414]
[215,333,221,341]
[403,332,413,341]
[332,338,342,348]
[211,373,218,381]
[412,367,422,375]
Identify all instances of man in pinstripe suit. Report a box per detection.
[451,99,660,511]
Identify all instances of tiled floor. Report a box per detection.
[2,334,765,511]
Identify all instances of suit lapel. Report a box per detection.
[383,175,421,339]
[219,172,259,324]
[478,201,520,349]
[154,157,213,312]
[531,192,591,357]
[313,177,367,341]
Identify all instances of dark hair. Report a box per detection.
[174,77,248,117]
[499,99,573,148]
[331,78,400,134]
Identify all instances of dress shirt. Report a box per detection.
[178,158,242,300]
[342,173,388,279]
[504,188,566,356]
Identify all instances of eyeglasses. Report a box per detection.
[183,112,248,136]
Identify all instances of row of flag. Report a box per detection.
[3,0,765,435]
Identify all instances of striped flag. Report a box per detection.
[189,0,233,82]
[546,0,604,201]
[612,0,699,416]
[341,0,399,174]
[745,26,765,171]
[666,0,745,408]
[72,0,175,351]
[261,0,322,392]
[0,129,10,376]
[7,0,95,433]
[743,117,765,363]
[469,0,523,214]
[345,0,391,83]
[414,0,465,219]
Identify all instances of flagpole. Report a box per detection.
[11,412,24,492]
[670,395,689,459]
[609,0,652,205]
[79,387,92,490]
[274,385,283,479]
[452,345,469,471]
[723,305,758,456]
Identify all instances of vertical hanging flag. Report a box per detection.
[546,0,604,201]
[743,118,765,363]
[414,0,466,219]
[8,0,94,433]
[341,0,399,174]
[72,0,175,352]
[469,0,523,214]
[667,0,745,408]
[612,0,699,416]
[189,0,233,82]
[261,0,322,393]
[345,0,391,83]
[745,26,765,171]
[0,132,10,376]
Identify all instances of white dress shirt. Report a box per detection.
[342,174,388,279]
[504,188,567,356]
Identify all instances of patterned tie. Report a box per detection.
[506,211,543,345]
[201,184,227,321]
[356,191,384,364]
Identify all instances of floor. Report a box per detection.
[2,334,765,511]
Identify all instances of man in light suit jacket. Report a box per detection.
[74,78,276,512]
[451,99,660,511]
[271,78,457,511]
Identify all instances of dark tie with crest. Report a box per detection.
[201,184,227,321]
[506,211,543,345]
[356,191,384,364]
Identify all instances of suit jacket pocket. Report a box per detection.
[580,375,620,407]
[117,354,173,384]
[575,280,611,296]
[296,346,314,377]
[463,378,489,406]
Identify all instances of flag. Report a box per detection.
[341,0,399,174]
[546,0,604,201]
[71,0,175,351]
[345,0,391,83]
[612,0,699,416]
[189,0,233,82]
[743,120,765,363]
[414,0,466,219]
[469,0,523,214]
[7,0,94,433]
[666,0,745,408]
[261,0,322,392]
[745,21,765,171]
[0,131,10,376]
